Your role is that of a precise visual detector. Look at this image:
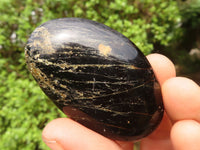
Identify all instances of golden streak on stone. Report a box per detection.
[34,57,141,70]
[98,44,112,56]
[72,83,146,100]
[59,83,68,89]
[26,56,67,101]
[61,79,136,87]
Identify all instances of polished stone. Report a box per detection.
[25,18,164,141]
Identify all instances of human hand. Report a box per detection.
[42,54,200,150]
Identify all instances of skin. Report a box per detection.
[42,54,200,150]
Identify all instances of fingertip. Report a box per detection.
[162,77,200,122]
[147,53,176,85]
[171,120,200,150]
[42,118,76,150]
[42,118,68,150]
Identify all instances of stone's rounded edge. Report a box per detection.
[25,17,164,141]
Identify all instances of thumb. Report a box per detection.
[42,118,130,150]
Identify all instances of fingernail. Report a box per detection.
[43,139,64,150]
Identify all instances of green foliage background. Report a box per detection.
[0,0,199,149]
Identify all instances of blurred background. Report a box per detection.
[0,0,200,149]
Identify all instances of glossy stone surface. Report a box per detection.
[25,18,164,141]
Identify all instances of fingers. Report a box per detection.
[42,118,129,150]
[149,54,200,123]
[146,53,176,138]
[162,77,200,122]
[151,55,200,150]
[146,53,175,139]
[171,120,200,150]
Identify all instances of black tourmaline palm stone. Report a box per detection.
[25,18,164,141]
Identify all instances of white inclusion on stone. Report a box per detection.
[103,128,106,132]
